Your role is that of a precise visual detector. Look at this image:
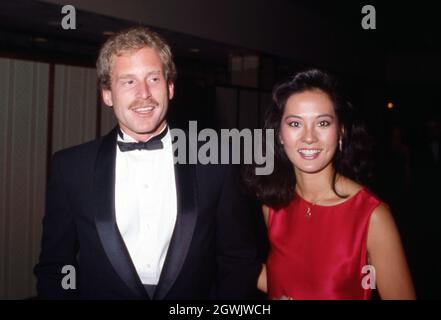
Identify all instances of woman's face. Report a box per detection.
[279,89,340,175]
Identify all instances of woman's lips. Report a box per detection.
[298,148,322,160]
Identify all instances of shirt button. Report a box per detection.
[143,184,149,189]
[146,264,151,269]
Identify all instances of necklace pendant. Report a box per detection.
[306,207,311,218]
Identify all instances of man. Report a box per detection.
[34,27,261,299]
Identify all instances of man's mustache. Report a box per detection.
[129,99,159,109]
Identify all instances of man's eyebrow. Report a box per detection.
[116,74,136,79]
[116,71,162,79]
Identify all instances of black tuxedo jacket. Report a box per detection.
[34,127,261,299]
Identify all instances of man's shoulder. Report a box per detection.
[54,127,116,158]
[52,135,106,164]
[55,137,101,155]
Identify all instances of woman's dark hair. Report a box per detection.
[243,68,372,209]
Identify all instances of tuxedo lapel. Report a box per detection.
[93,128,147,299]
[154,161,198,300]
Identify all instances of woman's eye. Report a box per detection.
[288,121,301,128]
[318,120,330,127]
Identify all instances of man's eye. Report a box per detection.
[122,80,135,86]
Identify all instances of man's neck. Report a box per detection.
[119,123,167,142]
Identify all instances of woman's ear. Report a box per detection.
[339,127,345,152]
[340,126,345,138]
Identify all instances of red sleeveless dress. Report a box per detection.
[267,188,381,300]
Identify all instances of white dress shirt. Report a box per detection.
[115,125,177,285]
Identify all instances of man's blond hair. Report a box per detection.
[96,26,177,90]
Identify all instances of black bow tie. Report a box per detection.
[117,127,168,152]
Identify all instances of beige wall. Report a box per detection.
[0,57,116,299]
[52,65,98,153]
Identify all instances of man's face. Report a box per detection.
[102,46,174,141]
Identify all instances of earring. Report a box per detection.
[339,139,342,152]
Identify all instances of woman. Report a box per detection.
[246,69,415,299]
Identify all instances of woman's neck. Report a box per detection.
[295,165,337,201]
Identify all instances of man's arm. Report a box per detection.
[34,152,79,299]
[215,164,262,299]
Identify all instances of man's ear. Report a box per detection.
[168,82,174,100]
[102,89,113,107]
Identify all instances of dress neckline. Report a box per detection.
[294,187,365,209]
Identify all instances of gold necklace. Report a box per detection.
[305,200,320,218]
[296,187,332,218]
